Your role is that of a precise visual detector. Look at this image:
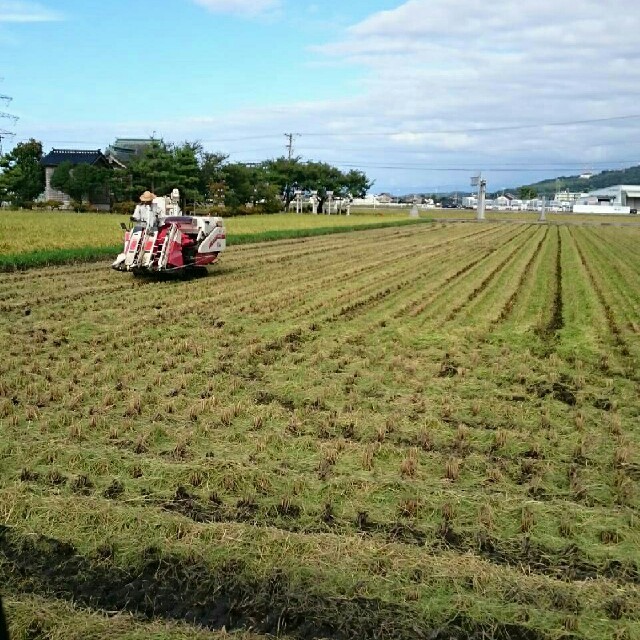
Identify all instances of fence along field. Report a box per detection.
[0,222,639,640]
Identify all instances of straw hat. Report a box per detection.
[139,190,156,203]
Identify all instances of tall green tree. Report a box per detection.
[200,151,228,199]
[49,161,72,196]
[0,138,45,205]
[128,140,173,197]
[172,143,202,209]
[220,162,256,210]
[50,161,110,204]
[261,157,303,207]
[518,186,538,200]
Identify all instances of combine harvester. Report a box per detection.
[112,189,226,275]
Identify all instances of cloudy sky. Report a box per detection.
[1,0,638,193]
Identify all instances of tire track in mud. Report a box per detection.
[0,526,546,640]
[157,493,640,586]
[548,226,564,335]
[533,227,563,352]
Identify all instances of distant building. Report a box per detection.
[554,190,584,204]
[494,195,510,209]
[575,185,640,213]
[40,148,121,210]
[106,138,155,166]
[462,196,477,208]
[351,194,378,206]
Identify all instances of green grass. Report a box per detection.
[1,222,638,639]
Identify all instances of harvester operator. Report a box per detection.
[131,190,157,226]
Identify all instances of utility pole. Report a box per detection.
[284,133,300,160]
[539,196,546,223]
[0,91,17,155]
[471,173,486,221]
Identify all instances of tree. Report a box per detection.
[108,141,372,216]
[200,151,228,199]
[262,158,373,212]
[172,143,202,209]
[221,162,256,210]
[127,140,173,197]
[49,161,72,196]
[518,186,538,200]
[50,161,110,204]
[0,138,45,205]
[342,169,371,198]
[261,157,302,207]
[68,164,94,203]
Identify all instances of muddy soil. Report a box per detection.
[0,526,544,640]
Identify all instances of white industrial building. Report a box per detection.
[574,185,640,214]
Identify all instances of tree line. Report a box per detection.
[0,138,372,213]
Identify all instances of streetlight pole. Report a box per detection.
[471,174,486,221]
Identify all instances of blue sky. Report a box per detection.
[1,0,639,193]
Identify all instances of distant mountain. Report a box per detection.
[516,165,640,196]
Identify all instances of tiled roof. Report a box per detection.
[106,138,154,165]
[40,149,107,167]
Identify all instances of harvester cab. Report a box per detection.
[112,189,226,274]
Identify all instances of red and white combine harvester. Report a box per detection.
[112,189,226,275]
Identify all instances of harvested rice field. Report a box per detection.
[0,221,639,640]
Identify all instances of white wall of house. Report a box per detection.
[43,167,70,204]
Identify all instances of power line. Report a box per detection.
[17,112,640,149]
[28,113,639,147]
[325,161,640,173]
[296,114,640,138]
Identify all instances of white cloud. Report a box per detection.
[191,0,281,17]
[289,0,640,189]
[0,1,62,22]
[22,0,640,193]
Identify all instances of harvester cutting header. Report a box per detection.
[112,189,226,274]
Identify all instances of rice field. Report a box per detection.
[0,222,639,640]
[0,210,414,255]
